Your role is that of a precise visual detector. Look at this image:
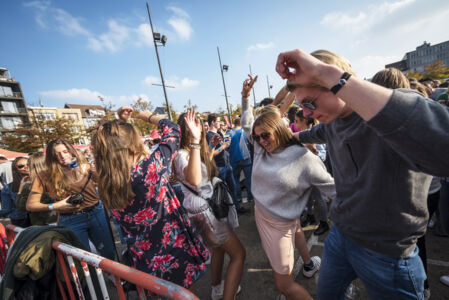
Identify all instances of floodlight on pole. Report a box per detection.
[146,2,172,120]
[217,47,232,123]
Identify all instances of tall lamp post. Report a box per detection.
[249,65,257,107]
[266,75,273,98]
[217,46,232,123]
[146,2,172,120]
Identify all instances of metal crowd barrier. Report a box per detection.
[4,224,199,300]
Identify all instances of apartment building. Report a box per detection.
[0,67,29,137]
[386,40,449,73]
[27,106,89,145]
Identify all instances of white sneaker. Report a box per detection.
[441,275,449,287]
[211,280,242,300]
[303,256,321,278]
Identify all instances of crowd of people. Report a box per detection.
[0,48,449,300]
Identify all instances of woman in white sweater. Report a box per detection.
[241,75,336,300]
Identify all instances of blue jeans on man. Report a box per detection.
[218,164,242,211]
[59,201,116,260]
[317,226,426,300]
[232,158,253,201]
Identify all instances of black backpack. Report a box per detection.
[180,177,234,219]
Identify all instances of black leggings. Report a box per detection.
[416,190,440,289]
[11,215,31,228]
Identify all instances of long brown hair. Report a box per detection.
[11,156,28,193]
[91,120,147,209]
[29,152,46,182]
[45,138,83,198]
[177,113,217,180]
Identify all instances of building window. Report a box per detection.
[0,101,20,113]
[34,112,56,120]
[63,113,79,121]
[0,86,13,97]
[0,116,23,129]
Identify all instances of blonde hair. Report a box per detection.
[371,68,410,89]
[177,113,217,180]
[92,120,147,209]
[255,104,281,116]
[311,49,357,77]
[252,111,294,149]
[45,138,84,199]
[416,83,429,97]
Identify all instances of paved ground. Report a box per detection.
[188,200,449,300]
[3,199,449,300]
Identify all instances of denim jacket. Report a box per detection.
[0,183,28,220]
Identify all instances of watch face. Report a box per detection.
[339,79,347,85]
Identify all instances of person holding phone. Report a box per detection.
[26,138,115,260]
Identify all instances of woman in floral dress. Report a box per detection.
[92,108,210,289]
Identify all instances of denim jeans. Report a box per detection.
[232,158,253,201]
[317,226,426,300]
[59,202,116,260]
[218,164,240,210]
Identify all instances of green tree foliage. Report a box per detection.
[130,97,156,136]
[163,102,178,123]
[407,60,449,81]
[1,116,84,153]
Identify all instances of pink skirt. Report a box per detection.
[254,205,299,275]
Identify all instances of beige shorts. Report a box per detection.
[254,205,299,275]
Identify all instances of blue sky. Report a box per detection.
[2,0,449,113]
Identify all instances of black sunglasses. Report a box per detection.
[252,132,272,143]
[17,164,28,169]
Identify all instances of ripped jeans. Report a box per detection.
[59,201,116,260]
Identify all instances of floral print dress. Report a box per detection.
[110,119,210,289]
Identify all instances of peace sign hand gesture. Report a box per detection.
[242,74,258,98]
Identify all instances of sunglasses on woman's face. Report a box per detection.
[17,164,28,169]
[252,132,272,143]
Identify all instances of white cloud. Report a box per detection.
[87,20,131,52]
[40,88,104,102]
[321,0,415,33]
[142,75,199,90]
[167,6,190,19]
[247,42,274,51]
[168,18,193,41]
[24,1,90,36]
[39,88,151,107]
[353,55,402,79]
[25,1,193,51]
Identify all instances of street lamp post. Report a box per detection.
[249,65,257,107]
[217,46,232,124]
[146,2,172,120]
[266,75,273,98]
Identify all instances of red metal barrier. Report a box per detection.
[5,225,199,300]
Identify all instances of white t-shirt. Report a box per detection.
[174,149,213,212]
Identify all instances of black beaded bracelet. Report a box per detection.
[330,72,352,95]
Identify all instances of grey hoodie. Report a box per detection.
[299,89,449,257]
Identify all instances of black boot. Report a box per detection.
[314,221,330,236]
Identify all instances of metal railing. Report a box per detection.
[0,92,23,98]
[5,225,199,300]
[0,107,27,114]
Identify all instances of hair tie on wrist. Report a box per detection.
[330,72,352,95]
